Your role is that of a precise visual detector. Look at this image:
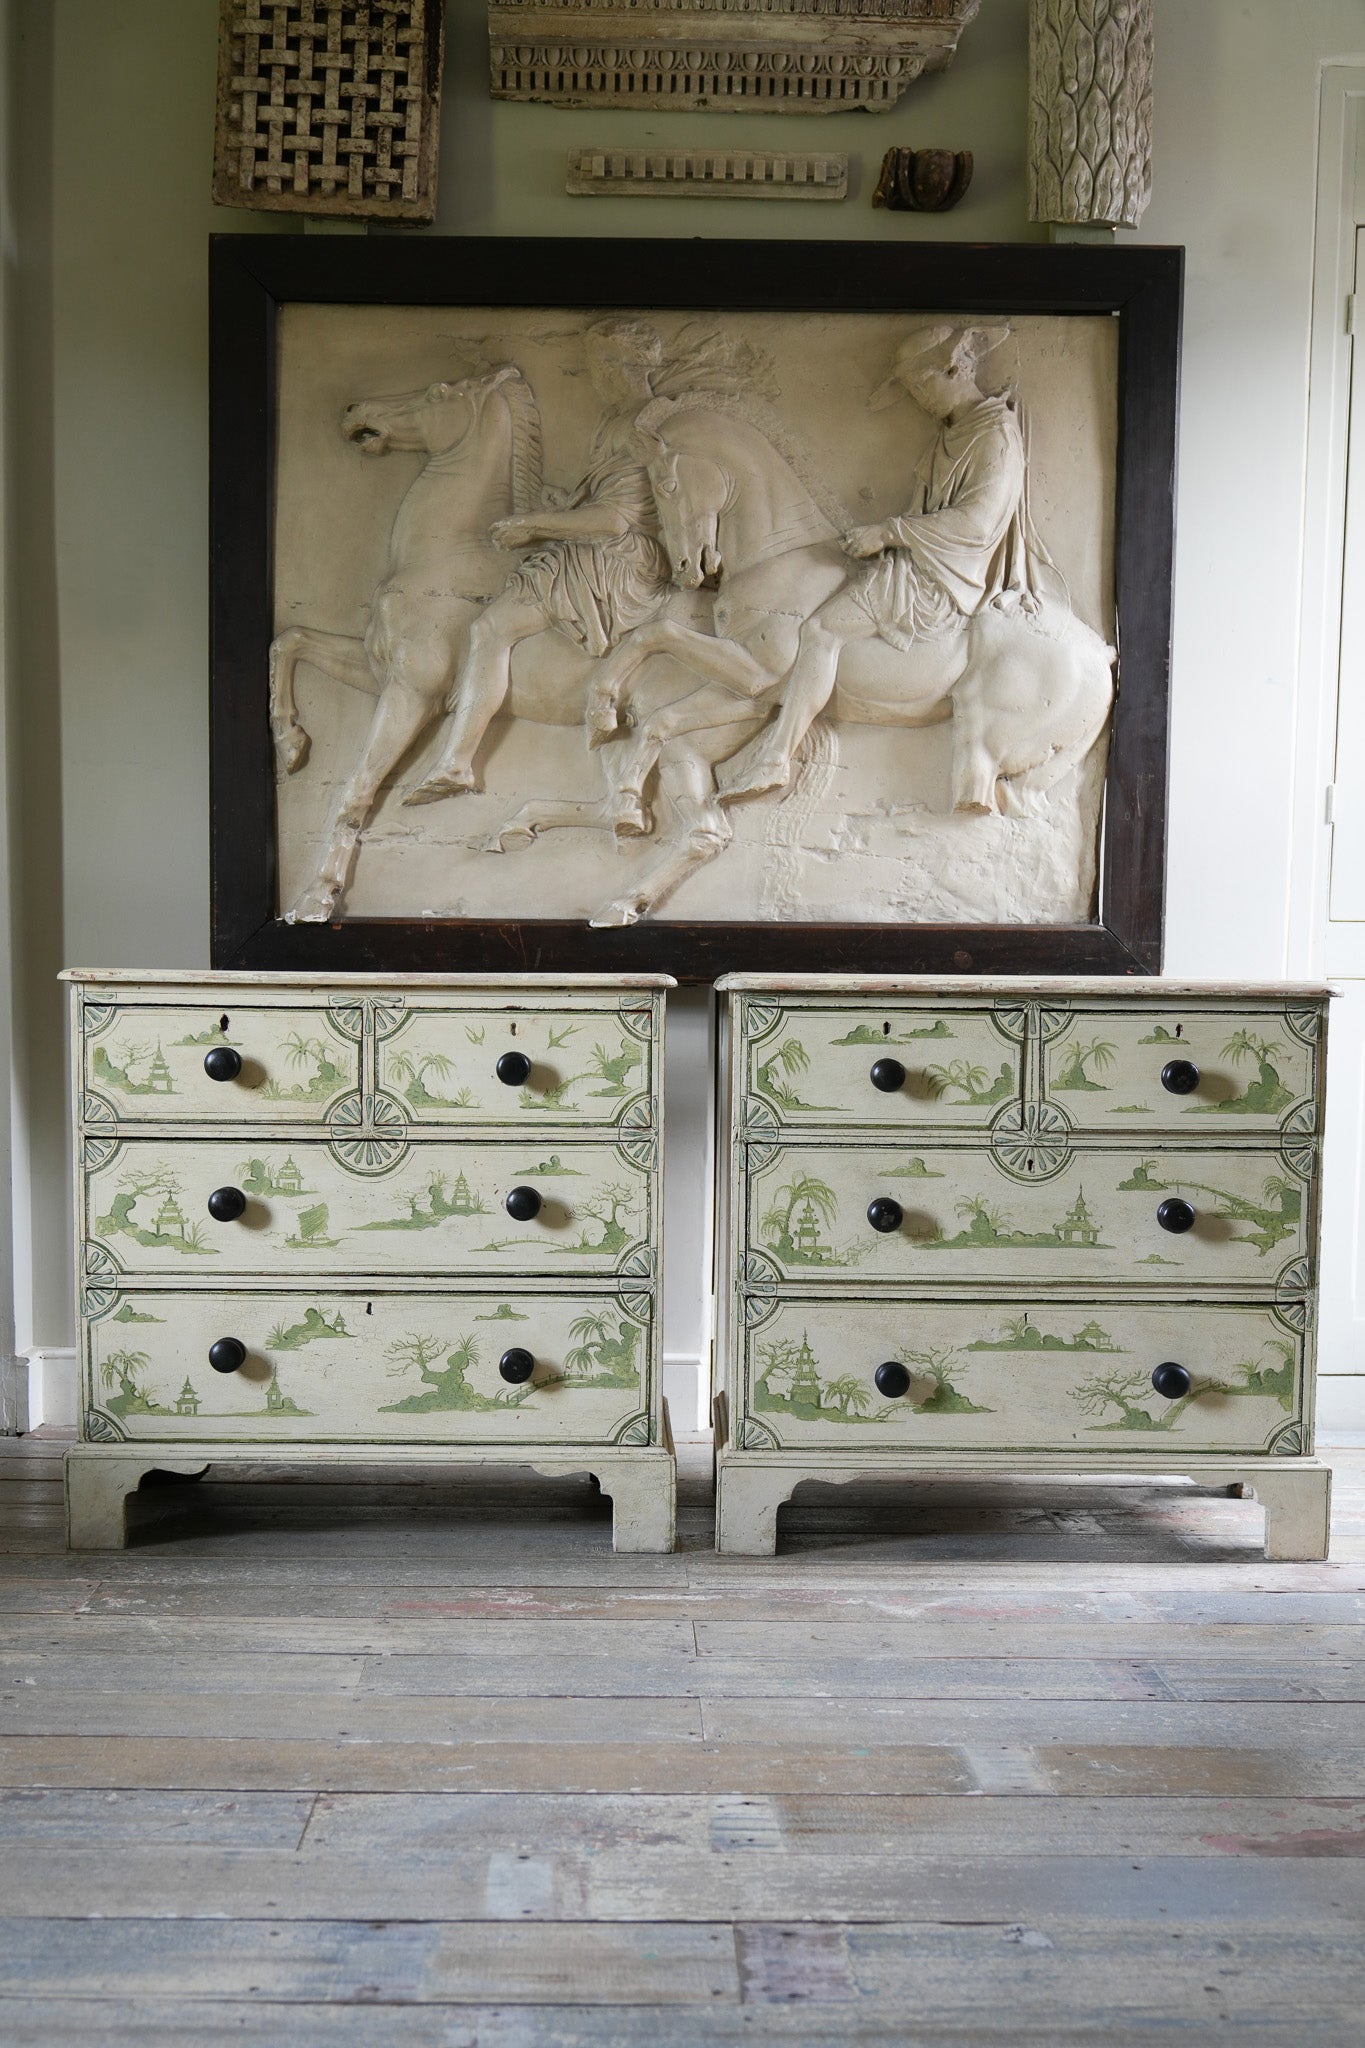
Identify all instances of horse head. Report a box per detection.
[646,437,727,591]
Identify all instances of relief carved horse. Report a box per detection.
[586,401,1118,843]
[269,364,548,922]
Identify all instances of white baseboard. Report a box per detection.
[24,1348,78,1431]
[663,1352,708,1435]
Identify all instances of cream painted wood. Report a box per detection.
[714,976,1330,1558]
[745,1141,1311,1292]
[83,1136,652,1282]
[65,971,674,1549]
[64,1428,677,1554]
[713,1452,1331,1561]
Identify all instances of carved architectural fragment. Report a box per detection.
[567,146,848,198]
[873,146,972,211]
[1028,0,1152,228]
[213,1,445,222]
[489,0,980,114]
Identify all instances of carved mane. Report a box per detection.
[498,367,544,517]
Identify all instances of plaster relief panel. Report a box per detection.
[270,304,1119,930]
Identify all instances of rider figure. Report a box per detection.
[724,322,1036,802]
[406,319,673,804]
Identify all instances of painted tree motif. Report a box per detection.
[387,1048,473,1109]
[759,1174,838,1263]
[566,1181,636,1256]
[756,1037,821,1111]
[99,1347,168,1417]
[823,1373,873,1417]
[1053,1036,1117,1090]
[1195,1031,1294,1115]
[380,1330,520,1412]
[903,1345,990,1414]
[586,1041,640,1096]
[1074,1365,1181,1430]
[925,1058,1015,1105]
[260,1031,347,1102]
[96,1171,214,1255]
[561,1311,640,1387]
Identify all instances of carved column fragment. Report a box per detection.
[1028,0,1152,228]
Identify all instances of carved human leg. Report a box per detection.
[66,1449,209,1550]
[610,683,776,835]
[1249,1465,1332,1561]
[714,1459,799,1556]
[587,616,780,743]
[269,626,378,774]
[405,592,549,802]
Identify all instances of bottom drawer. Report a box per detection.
[737,1298,1305,1455]
[84,1286,654,1447]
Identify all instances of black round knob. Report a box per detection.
[496,1051,532,1087]
[1151,1361,1191,1401]
[498,1347,536,1385]
[1160,1058,1200,1096]
[1157,1197,1195,1235]
[208,1337,246,1375]
[207,1185,247,1223]
[505,1185,542,1222]
[869,1057,907,1094]
[874,1360,912,1399]
[866,1197,904,1235]
[203,1046,242,1082]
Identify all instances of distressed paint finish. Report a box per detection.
[715,977,1329,1553]
[65,972,674,1550]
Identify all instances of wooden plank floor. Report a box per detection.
[2,1434,1364,2044]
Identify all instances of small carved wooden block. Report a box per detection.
[567,147,848,200]
[873,147,973,211]
[213,0,445,223]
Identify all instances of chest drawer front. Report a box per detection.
[81,1001,360,1126]
[738,1298,1304,1455]
[740,1000,1024,1133]
[1041,1004,1322,1134]
[375,998,659,1130]
[83,1137,655,1283]
[745,1142,1311,1292]
[85,1286,653,1447]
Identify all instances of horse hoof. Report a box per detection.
[403,770,479,806]
[721,755,789,802]
[585,700,621,749]
[589,897,644,929]
[284,885,339,924]
[273,725,311,776]
[612,798,649,840]
[486,823,536,854]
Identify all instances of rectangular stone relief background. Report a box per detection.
[273,304,1117,928]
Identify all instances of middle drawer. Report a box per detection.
[744,1142,1309,1290]
[84,1138,654,1281]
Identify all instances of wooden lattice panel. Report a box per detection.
[214,1,444,222]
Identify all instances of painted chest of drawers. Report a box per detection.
[64,971,675,1551]
[712,977,1331,1558]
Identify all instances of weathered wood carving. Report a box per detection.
[488,0,980,114]
[213,0,445,222]
[1028,0,1153,229]
[873,147,973,211]
[567,147,848,199]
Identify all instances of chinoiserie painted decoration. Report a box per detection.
[567,148,849,201]
[1028,0,1153,229]
[488,0,981,114]
[213,0,445,223]
[270,309,1118,931]
[873,147,974,212]
[711,977,1331,1559]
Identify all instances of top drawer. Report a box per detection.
[374,996,659,1129]
[1040,1002,1324,1135]
[80,998,360,1126]
[738,999,1024,1133]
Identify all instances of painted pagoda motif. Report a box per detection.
[174,1378,201,1416]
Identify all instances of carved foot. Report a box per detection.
[272,722,311,775]
[403,766,480,805]
[284,878,344,924]
[720,750,792,802]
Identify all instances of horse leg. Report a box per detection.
[721,595,866,801]
[590,747,733,927]
[269,627,378,775]
[405,593,548,804]
[589,619,780,746]
[610,682,779,837]
[948,665,1003,814]
[486,797,616,853]
[583,618,683,743]
[287,679,446,922]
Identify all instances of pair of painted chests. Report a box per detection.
[65,971,1332,1559]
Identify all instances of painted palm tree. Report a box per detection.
[760,1174,838,1259]
[565,1310,613,1376]
[952,1194,1008,1243]
[99,1348,159,1416]
[1054,1037,1118,1090]
[824,1374,872,1417]
[586,1042,641,1096]
[387,1048,465,1107]
[756,1037,813,1109]
[926,1057,989,1101]
[1208,1030,1292,1114]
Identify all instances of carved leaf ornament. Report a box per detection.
[1028,0,1152,228]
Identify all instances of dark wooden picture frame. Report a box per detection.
[210,234,1181,983]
